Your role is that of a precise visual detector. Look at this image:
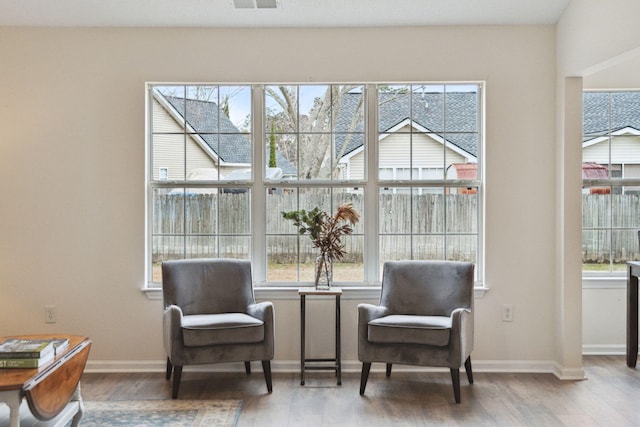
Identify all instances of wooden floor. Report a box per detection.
[79,356,640,426]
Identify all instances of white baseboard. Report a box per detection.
[85,358,584,378]
[582,344,626,355]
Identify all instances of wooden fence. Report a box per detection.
[152,193,640,265]
[582,194,640,263]
[152,192,478,263]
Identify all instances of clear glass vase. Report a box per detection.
[314,253,332,290]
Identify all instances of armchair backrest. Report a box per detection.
[380,260,474,316]
[162,258,255,315]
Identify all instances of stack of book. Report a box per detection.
[0,338,69,368]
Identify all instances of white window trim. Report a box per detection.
[144,82,486,293]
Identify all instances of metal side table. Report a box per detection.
[298,287,342,386]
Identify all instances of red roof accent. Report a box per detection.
[582,162,609,179]
[450,163,477,179]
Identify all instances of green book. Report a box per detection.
[0,338,55,359]
[0,352,54,368]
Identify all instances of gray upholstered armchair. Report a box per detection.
[358,260,474,403]
[162,258,274,399]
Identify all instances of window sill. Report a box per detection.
[582,275,626,289]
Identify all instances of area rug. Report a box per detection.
[77,399,242,427]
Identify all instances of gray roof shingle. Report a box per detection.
[583,91,640,139]
[162,94,296,176]
[334,90,480,158]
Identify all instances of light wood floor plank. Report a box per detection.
[78,356,640,426]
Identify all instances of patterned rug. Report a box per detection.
[77,400,242,426]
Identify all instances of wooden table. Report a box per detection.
[0,334,91,427]
[298,287,342,386]
[627,262,640,367]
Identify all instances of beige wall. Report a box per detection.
[0,25,561,371]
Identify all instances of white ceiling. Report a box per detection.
[0,0,570,28]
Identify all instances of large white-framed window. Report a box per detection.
[146,82,483,287]
[582,91,640,275]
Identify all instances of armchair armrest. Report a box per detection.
[163,304,184,362]
[449,307,474,366]
[248,301,275,359]
[358,303,389,324]
[357,304,389,362]
[247,301,274,323]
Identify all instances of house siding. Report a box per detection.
[348,125,468,179]
[583,134,640,169]
[151,98,217,181]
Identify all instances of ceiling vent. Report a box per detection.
[233,0,279,9]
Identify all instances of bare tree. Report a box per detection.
[265,85,364,179]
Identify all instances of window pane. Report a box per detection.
[267,235,298,282]
[582,190,611,228]
[446,192,478,233]
[412,235,445,260]
[583,92,610,138]
[333,188,364,281]
[378,133,410,180]
[153,188,184,235]
[445,85,479,133]
[218,191,250,234]
[379,84,479,183]
[220,86,251,131]
[152,134,185,181]
[380,190,411,234]
[266,85,297,131]
[299,85,330,131]
[379,85,411,133]
[334,85,365,180]
[266,187,362,283]
[220,236,250,259]
[446,235,478,263]
[611,92,640,130]
[185,236,218,259]
[333,235,364,282]
[267,187,333,282]
[266,84,365,182]
[152,235,184,281]
[184,191,217,234]
[412,189,445,234]
[582,229,611,270]
[334,187,364,234]
[152,187,187,276]
[299,133,332,180]
[380,235,412,263]
[611,190,640,228]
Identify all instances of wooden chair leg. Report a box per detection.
[386,363,392,377]
[172,365,183,399]
[245,361,251,375]
[165,358,173,380]
[464,356,473,384]
[360,362,371,395]
[450,368,461,404]
[261,360,273,393]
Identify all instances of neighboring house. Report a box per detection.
[583,92,640,184]
[582,162,610,194]
[153,88,481,183]
[152,90,296,181]
[335,90,479,181]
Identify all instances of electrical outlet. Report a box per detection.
[502,304,513,322]
[44,306,57,324]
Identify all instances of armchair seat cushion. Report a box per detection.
[182,313,264,346]
[368,314,451,346]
